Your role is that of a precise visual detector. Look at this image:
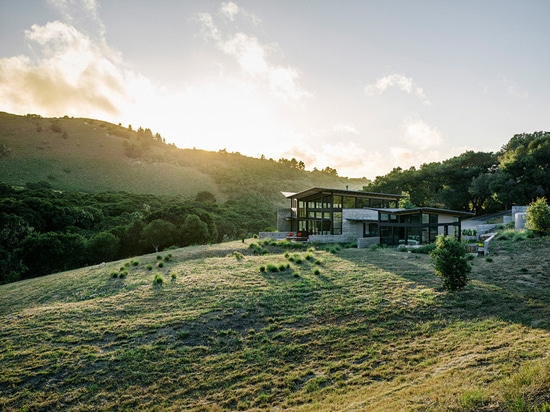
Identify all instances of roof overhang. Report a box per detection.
[373,207,474,218]
[283,187,404,202]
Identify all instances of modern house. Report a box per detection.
[265,187,473,248]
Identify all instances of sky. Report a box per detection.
[1,1,549,179]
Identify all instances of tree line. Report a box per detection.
[0,185,274,284]
[363,131,550,214]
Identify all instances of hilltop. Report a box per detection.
[0,112,367,202]
[1,234,549,411]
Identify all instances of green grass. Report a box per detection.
[1,237,550,411]
[0,112,367,201]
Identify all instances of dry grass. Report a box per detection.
[1,236,549,411]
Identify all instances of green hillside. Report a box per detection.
[1,234,549,411]
[0,112,367,202]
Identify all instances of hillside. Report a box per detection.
[1,234,549,411]
[0,112,367,203]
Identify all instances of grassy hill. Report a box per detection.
[0,112,367,204]
[1,233,549,411]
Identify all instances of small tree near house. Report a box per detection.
[430,235,472,291]
[526,197,550,236]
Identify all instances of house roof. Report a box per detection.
[283,187,405,201]
[372,207,474,218]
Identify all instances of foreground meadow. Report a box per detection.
[1,236,549,411]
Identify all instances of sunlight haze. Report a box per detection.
[1,0,549,178]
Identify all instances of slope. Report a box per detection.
[1,235,549,411]
[0,112,367,202]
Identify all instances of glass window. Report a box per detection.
[410,213,421,224]
[333,196,342,209]
[422,228,429,244]
[422,213,429,224]
[430,214,438,224]
[364,223,378,237]
[298,201,306,217]
[333,212,342,235]
[343,196,356,208]
[381,213,389,221]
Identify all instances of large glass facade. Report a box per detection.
[378,211,463,246]
[291,190,400,237]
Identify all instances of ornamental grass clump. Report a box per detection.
[153,273,164,284]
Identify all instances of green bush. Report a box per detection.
[526,197,550,236]
[154,273,164,284]
[430,235,471,291]
[266,263,279,273]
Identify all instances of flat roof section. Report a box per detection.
[283,187,405,202]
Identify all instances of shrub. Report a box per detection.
[259,265,266,272]
[526,197,550,236]
[278,263,289,271]
[118,271,127,278]
[111,271,119,278]
[146,264,153,271]
[313,268,321,275]
[132,260,139,266]
[430,235,471,291]
[266,263,279,273]
[158,262,164,268]
[154,273,164,284]
[171,273,177,280]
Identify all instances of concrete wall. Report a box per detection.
[258,232,287,240]
[277,208,293,233]
[515,213,527,230]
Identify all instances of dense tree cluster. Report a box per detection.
[364,131,550,215]
[0,185,274,284]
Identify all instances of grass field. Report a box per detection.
[1,234,550,411]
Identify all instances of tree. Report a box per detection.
[87,231,120,263]
[430,235,471,291]
[142,219,176,252]
[195,191,216,204]
[525,197,550,236]
[20,232,87,277]
[181,214,209,246]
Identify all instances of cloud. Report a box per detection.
[388,118,444,169]
[0,21,137,117]
[402,118,443,150]
[47,0,105,39]
[196,5,310,102]
[220,2,239,20]
[334,123,359,135]
[501,76,528,100]
[365,74,430,105]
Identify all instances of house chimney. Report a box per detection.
[346,185,349,191]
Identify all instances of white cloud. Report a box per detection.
[402,118,443,150]
[334,123,359,134]
[47,0,105,38]
[196,8,310,103]
[365,73,430,105]
[220,2,239,20]
[502,76,528,100]
[0,21,134,117]
[388,118,444,169]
